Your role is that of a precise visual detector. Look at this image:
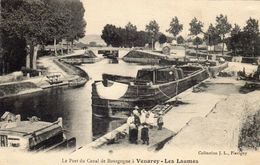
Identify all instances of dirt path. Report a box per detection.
[162,90,260,151]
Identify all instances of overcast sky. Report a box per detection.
[82,0,260,37]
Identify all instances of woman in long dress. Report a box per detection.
[127,114,135,143]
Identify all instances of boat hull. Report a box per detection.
[92,67,209,118]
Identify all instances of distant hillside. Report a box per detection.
[79,34,106,45]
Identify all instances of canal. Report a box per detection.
[0,56,154,148]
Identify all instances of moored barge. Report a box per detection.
[0,112,76,152]
[92,65,209,119]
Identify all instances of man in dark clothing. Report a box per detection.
[141,123,149,145]
[128,110,141,144]
[132,111,140,144]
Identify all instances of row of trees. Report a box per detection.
[228,19,260,56]
[101,21,179,48]
[101,22,156,48]
[163,14,259,57]
[101,15,259,57]
[0,0,86,74]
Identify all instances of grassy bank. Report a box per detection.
[239,110,260,150]
[0,82,41,98]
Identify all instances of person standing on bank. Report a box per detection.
[157,111,164,130]
[127,113,135,143]
[141,123,149,145]
[140,109,148,124]
[132,109,141,144]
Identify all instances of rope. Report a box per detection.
[158,86,173,99]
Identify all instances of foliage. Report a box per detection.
[227,24,241,55]
[125,22,137,47]
[231,24,241,36]
[134,31,151,47]
[215,14,232,36]
[158,34,167,44]
[204,23,221,46]
[244,18,259,35]
[192,37,203,46]
[167,16,183,38]
[215,14,232,55]
[189,17,203,57]
[0,0,86,73]
[101,24,122,47]
[243,18,259,56]
[64,0,86,42]
[189,17,203,36]
[101,24,152,47]
[177,36,185,44]
[21,67,40,77]
[145,20,160,49]
[145,20,160,37]
[226,18,260,56]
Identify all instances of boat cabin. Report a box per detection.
[135,67,185,85]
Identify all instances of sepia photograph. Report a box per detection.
[0,0,259,164]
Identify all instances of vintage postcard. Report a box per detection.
[0,0,259,164]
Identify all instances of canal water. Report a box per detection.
[0,56,154,148]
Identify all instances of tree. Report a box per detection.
[193,37,203,58]
[204,24,221,52]
[64,0,86,52]
[243,17,259,56]
[134,31,150,47]
[189,17,203,36]
[189,17,203,57]
[125,22,137,31]
[1,0,52,69]
[101,25,123,47]
[145,20,160,50]
[1,0,27,73]
[158,34,167,44]
[1,0,86,73]
[231,24,241,36]
[42,0,70,56]
[125,22,137,47]
[167,16,183,40]
[177,36,185,44]
[215,14,232,55]
[229,24,241,55]
[193,37,203,47]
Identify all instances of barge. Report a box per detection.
[92,65,209,118]
[0,112,76,152]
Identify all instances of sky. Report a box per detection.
[81,0,260,37]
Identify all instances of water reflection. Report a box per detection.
[92,117,125,140]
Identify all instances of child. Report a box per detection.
[141,123,149,145]
[157,111,164,130]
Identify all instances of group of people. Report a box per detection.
[127,106,164,145]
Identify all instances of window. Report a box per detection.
[136,71,153,82]
[0,135,8,147]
